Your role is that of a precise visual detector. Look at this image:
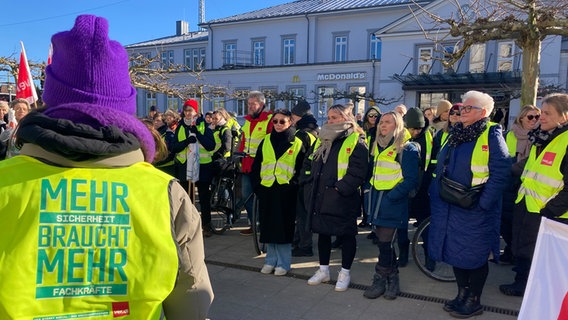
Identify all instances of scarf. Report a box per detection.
[510,123,531,161]
[448,118,489,147]
[377,132,394,149]
[528,123,568,147]
[312,122,353,163]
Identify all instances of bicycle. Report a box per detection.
[209,152,265,255]
[411,216,456,282]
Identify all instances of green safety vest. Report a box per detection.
[307,132,360,179]
[505,131,517,158]
[242,115,273,158]
[260,135,303,187]
[0,156,178,319]
[516,130,568,218]
[213,126,231,158]
[370,136,410,190]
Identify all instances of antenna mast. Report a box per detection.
[198,0,205,31]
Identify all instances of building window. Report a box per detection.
[349,86,367,116]
[184,49,192,70]
[418,47,433,74]
[261,87,278,111]
[212,95,225,112]
[184,48,206,71]
[167,95,179,111]
[419,92,448,109]
[497,41,514,72]
[200,48,206,69]
[234,89,249,116]
[253,40,265,66]
[443,45,458,73]
[318,86,335,121]
[146,92,157,108]
[283,38,296,65]
[334,36,348,62]
[161,50,174,68]
[469,43,485,73]
[285,87,306,110]
[224,43,236,66]
[369,34,382,60]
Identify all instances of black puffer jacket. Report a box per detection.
[306,130,368,236]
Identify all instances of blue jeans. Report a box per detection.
[240,173,255,223]
[264,243,292,270]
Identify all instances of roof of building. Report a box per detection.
[204,0,433,25]
[126,31,208,48]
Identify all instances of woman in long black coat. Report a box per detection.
[251,109,306,276]
[303,104,368,292]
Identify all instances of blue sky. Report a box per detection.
[1,0,289,81]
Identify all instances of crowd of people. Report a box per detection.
[1,14,567,320]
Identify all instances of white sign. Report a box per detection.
[317,72,366,81]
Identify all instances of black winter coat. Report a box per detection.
[306,130,368,236]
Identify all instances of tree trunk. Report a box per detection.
[520,40,541,107]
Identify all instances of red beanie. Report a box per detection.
[183,99,199,113]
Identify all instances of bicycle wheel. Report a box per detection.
[210,177,233,234]
[411,216,456,282]
[251,195,265,255]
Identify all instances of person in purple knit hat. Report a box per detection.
[0,15,213,320]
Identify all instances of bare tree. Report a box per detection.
[412,0,568,106]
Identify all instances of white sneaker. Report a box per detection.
[335,271,350,292]
[274,267,287,276]
[260,264,275,274]
[307,269,330,285]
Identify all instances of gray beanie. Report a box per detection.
[291,100,311,117]
[404,107,425,128]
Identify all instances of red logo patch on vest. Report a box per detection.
[112,302,130,318]
[387,151,394,157]
[346,147,352,154]
[481,145,488,152]
[288,149,294,155]
[541,152,557,166]
[258,126,263,131]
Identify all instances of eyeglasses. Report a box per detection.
[272,119,288,125]
[449,110,460,116]
[368,114,378,118]
[459,105,482,113]
[526,114,540,121]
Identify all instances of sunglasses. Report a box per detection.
[368,114,378,118]
[449,110,460,116]
[272,119,288,125]
[459,105,482,113]
[526,114,540,121]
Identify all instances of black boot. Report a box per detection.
[363,272,387,299]
[450,294,483,318]
[384,271,400,300]
[398,240,409,267]
[499,280,526,297]
[443,287,468,312]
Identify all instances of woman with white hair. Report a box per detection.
[304,104,368,292]
[428,90,510,318]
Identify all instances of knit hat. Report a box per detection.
[183,99,199,113]
[41,15,155,162]
[404,107,425,128]
[436,100,452,117]
[291,100,311,117]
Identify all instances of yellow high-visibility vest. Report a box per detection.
[0,156,178,319]
[260,135,302,187]
[505,131,517,158]
[307,132,360,179]
[516,130,568,218]
[370,135,410,190]
[242,115,273,158]
[213,126,231,158]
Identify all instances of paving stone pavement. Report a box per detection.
[203,219,522,320]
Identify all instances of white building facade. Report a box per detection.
[126,0,568,127]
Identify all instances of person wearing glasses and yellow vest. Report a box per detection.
[250,109,306,276]
[429,91,509,318]
[304,104,368,292]
[0,15,213,320]
[500,93,568,298]
[237,91,273,235]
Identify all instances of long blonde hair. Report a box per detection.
[372,111,406,156]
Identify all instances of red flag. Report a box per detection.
[16,41,38,105]
[47,43,53,66]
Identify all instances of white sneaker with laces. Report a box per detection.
[274,267,287,276]
[307,269,330,285]
[335,271,350,292]
[260,265,275,274]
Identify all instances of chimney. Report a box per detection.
[176,20,189,36]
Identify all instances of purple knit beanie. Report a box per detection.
[42,15,155,162]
